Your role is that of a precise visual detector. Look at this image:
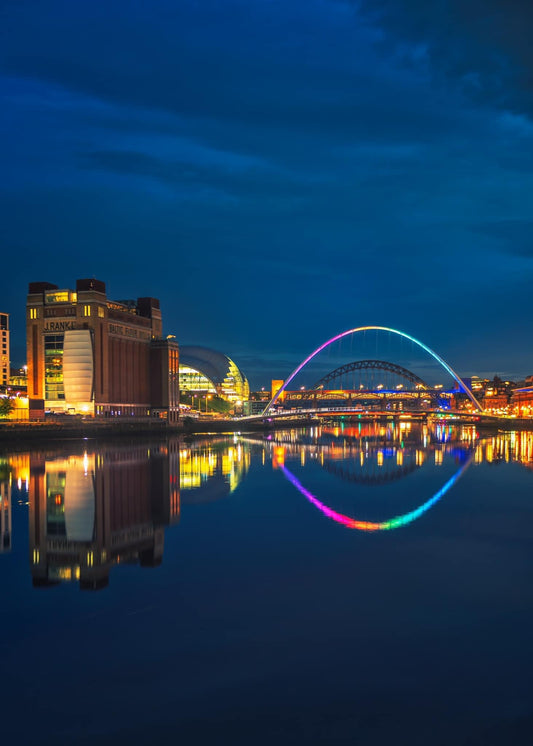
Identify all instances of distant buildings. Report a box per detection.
[26,279,179,421]
[512,385,533,418]
[179,346,250,413]
[0,312,8,389]
[460,374,533,416]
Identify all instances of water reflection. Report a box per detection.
[179,436,250,502]
[1,424,533,589]
[25,437,249,590]
[279,455,474,531]
[258,422,477,530]
[0,468,12,553]
[2,426,533,746]
[29,442,180,590]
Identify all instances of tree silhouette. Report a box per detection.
[0,397,14,418]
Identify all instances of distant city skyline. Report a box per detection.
[2,1,533,387]
[6,283,533,392]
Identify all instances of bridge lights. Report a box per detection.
[396,384,403,390]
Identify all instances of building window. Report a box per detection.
[44,334,65,400]
[45,291,70,304]
[97,306,105,318]
[29,308,39,320]
[83,305,91,317]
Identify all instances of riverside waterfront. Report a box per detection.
[2,411,533,447]
[1,423,533,745]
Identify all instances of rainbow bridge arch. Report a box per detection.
[263,326,483,414]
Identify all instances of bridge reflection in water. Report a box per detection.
[255,424,533,530]
[280,455,474,531]
[1,425,531,589]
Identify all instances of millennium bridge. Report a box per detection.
[240,325,490,423]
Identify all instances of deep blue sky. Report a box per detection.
[2,0,533,387]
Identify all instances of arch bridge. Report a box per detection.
[313,359,430,391]
[277,359,447,411]
[261,326,483,416]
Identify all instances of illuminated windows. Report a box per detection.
[83,305,91,317]
[45,291,69,304]
[179,348,250,404]
[44,290,77,304]
[179,366,217,394]
[44,335,64,400]
[30,308,39,319]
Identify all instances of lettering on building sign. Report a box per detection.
[43,321,77,332]
[108,323,150,341]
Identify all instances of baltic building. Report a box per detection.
[26,279,179,421]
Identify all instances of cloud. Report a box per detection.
[355,0,533,117]
[2,0,533,382]
[471,219,533,257]
[78,147,312,202]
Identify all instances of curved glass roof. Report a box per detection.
[179,346,250,401]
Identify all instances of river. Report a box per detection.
[1,423,532,745]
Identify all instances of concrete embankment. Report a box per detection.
[474,416,533,431]
[0,416,317,445]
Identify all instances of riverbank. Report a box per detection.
[0,415,319,445]
[1,412,532,446]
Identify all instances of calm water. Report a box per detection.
[1,423,533,745]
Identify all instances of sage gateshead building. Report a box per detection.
[26,279,179,421]
[179,346,250,407]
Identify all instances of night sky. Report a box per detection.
[2,0,533,387]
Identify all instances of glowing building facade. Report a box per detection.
[0,313,8,390]
[179,346,250,405]
[26,279,179,421]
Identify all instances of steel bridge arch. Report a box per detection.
[313,359,430,390]
[263,326,483,414]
